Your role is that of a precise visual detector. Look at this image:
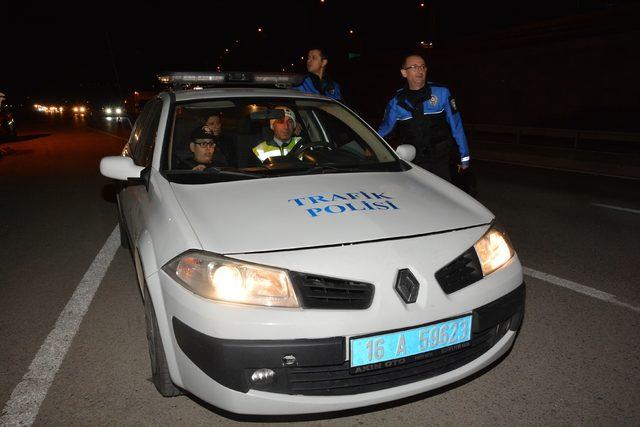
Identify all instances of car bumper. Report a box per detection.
[173,284,524,397]
[194,331,518,415]
[149,227,524,414]
[160,283,523,414]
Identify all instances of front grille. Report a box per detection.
[283,320,509,396]
[435,247,483,294]
[291,272,374,309]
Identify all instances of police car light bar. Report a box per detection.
[157,72,304,88]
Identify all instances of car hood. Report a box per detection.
[170,169,493,254]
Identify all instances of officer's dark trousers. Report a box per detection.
[418,141,451,181]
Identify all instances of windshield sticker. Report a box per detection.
[288,191,399,218]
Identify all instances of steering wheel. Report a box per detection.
[287,141,332,161]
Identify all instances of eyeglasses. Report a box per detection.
[403,64,427,72]
[193,141,216,148]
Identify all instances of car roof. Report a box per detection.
[171,88,332,103]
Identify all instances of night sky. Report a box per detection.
[4,0,629,106]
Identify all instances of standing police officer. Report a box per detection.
[378,53,469,181]
[294,48,342,101]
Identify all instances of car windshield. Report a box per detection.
[164,97,405,183]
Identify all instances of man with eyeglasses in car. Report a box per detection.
[378,52,470,182]
[180,128,228,171]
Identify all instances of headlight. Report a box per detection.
[473,226,515,276]
[105,108,112,114]
[163,251,300,308]
[115,108,122,114]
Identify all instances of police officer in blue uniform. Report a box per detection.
[293,48,342,101]
[378,53,469,181]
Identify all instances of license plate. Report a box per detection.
[350,315,473,369]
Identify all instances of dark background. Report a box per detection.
[2,0,639,130]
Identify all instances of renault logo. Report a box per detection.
[395,269,420,304]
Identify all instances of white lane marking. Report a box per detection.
[0,225,120,426]
[524,267,640,313]
[591,203,640,215]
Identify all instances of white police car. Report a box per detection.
[100,72,524,415]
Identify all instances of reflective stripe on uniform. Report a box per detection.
[252,137,301,162]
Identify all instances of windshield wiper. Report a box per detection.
[275,165,359,176]
[166,168,266,181]
[276,163,399,176]
[199,167,267,178]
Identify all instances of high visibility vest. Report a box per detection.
[252,137,302,162]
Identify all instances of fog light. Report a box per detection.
[250,368,275,385]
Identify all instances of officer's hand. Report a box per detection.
[192,164,206,171]
[458,164,469,172]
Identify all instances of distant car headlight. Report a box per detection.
[163,251,300,308]
[105,108,113,114]
[473,226,515,276]
[115,108,122,115]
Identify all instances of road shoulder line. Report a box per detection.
[591,203,640,215]
[0,225,120,426]
[524,267,639,313]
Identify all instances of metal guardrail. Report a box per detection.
[466,124,640,149]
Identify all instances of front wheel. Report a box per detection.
[143,286,182,397]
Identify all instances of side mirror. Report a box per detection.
[100,156,145,181]
[396,144,416,162]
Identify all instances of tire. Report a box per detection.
[143,286,182,397]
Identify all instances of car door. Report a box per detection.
[119,98,163,246]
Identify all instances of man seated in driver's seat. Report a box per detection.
[252,106,302,163]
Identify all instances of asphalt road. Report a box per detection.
[1,114,639,425]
